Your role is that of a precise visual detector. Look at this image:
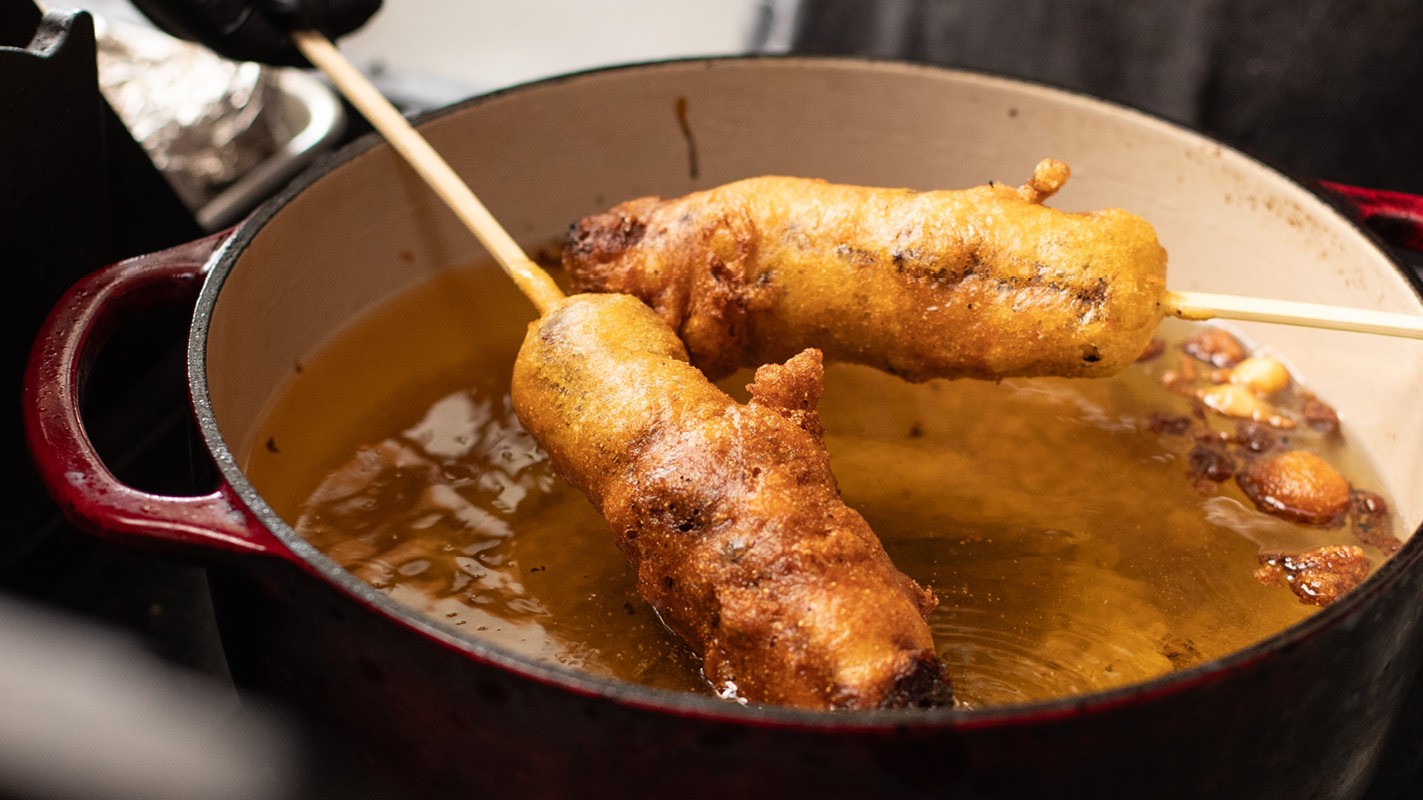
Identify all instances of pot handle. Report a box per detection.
[1318,181,1423,254]
[23,233,290,562]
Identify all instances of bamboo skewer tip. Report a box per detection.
[1163,290,1423,341]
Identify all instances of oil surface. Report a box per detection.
[245,265,1398,708]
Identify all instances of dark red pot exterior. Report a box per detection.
[206,544,1423,799]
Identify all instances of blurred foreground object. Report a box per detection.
[0,597,298,800]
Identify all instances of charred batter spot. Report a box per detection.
[707,255,735,285]
[650,486,709,535]
[563,217,647,269]
[892,248,977,287]
[1075,278,1109,309]
[610,214,648,252]
[265,436,280,454]
[963,251,982,278]
[878,652,953,709]
[536,308,574,345]
[676,507,704,533]
[994,272,1033,294]
[834,243,877,268]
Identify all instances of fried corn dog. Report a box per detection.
[563,159,1167,381]
[511,293,950,710]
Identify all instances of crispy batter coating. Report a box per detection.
[1236,449,1352,526]
[1254,545,1371,606]
[563,159,1167,381]
[511,293,950,710]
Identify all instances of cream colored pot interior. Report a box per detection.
[204,58,1423,532]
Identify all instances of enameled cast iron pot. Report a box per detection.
[24,58,1423,798]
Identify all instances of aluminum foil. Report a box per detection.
[96,21,293,211]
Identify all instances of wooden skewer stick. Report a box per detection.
[1162,291,1423,340]
[296,31,1423,343]
[292,30,566,315]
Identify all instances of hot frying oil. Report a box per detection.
[245,265,1399,708]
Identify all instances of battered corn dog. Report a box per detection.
[564,159,1167,381]
[511,293,950,710]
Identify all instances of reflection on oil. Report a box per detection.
[247,267,1397,708]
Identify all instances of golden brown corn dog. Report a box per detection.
[511,293,950,710]
[563,159,1167,381]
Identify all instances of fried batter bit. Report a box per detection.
[564,159,1167,381]
[511,293,950,710]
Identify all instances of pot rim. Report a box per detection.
[190,54,1423,731]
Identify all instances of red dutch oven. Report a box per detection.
[23,58,1423,798]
